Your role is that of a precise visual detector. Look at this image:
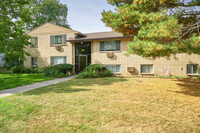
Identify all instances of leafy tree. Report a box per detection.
[102,0,200,58]
[0,0,32,66]
[31,0,70,29]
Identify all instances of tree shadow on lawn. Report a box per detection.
[20,77,128,96]
[171,79,200,97]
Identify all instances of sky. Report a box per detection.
[60,0,115,33]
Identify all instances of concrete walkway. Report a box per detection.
[0,76,76,98]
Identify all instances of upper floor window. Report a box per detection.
[105,65,121,73]
[141,65,154,74]
[50,35,67,45]
[31,37,38,47]
[31,57,38,67]
[187,64,198,75]
[100,40,121,51]
[51,56,67,65]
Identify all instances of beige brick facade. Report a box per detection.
[25,23,77,68]
[91,38,200,77]
[24,23,200,77]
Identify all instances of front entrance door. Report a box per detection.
[75,42,91,73]
[79,55,87,72]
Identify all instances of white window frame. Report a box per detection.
[51,56,67,66]
[104,64,121,73]
[31,57,38,67]
[100,40,121,51]
[31,37,38,47]
[187,64,199,75]
[141,64,154,74]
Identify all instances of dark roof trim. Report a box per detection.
[67,36,134,42]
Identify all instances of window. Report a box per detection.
[51,56,67,65]
[31,37,38,47]
[187,64,198,75]
[105,65,121,73]
[50,35,67,45]
[100,41,121,51]
[31,57,38,67]
[141,65,154,74]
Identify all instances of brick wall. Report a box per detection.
[24,23,75,68]
[91,38,200,76]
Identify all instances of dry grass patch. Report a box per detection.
[0,78,200,132]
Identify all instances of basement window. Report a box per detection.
[187,64,198,75]
[141,65,154,74]
[31,57,38,67]
[51,56,67,65]
[105,65,121,73]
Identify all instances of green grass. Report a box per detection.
[0,72,54,90]
[0,78,199,132]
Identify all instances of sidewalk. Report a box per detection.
[0,76,76,98]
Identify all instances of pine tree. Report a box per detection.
[102,0,200,58]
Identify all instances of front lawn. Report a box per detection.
[0,72,54,91]
[0,78,199,132]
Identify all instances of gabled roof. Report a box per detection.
[67,31,134,42]
[27,22,86,36]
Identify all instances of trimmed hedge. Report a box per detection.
[43,64,73,77]
[77,64,113,78]
[11,66,43,74]
[54,64,73,73]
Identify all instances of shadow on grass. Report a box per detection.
[20,77,128,96]
[171,79,200,97]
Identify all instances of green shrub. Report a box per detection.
[24,68,32,73]
[43,64,73,77]
[11,66,24,73]
[77,64,113,78]
[84,64,106,72]
[102,70,113,77]
[30,68,43,74]
[54,64,73,73]
[12,67,43,74]
[43,66,61,77]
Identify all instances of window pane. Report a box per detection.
[35,37,38,45]
[55,57,64,64]
[147,65,153,73]
[51,57,54,65]
[141,65,146,73]
[35,58,38,65]
[141,65,153,73]
[193,65,198,74]
[31,38,35,45]
[63,35,67,44]
[105,65,120,73]
[116,41,121,51]
[31,37,38,46]
[104,41,116,51]
[58,36,62,44]
[51,56,67,65]
[51,36,55,45]
[116,65,121,72]
[100,42,104,51]
[64,57,67,64]
[31,57,34,66]
[187,65,192,74]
